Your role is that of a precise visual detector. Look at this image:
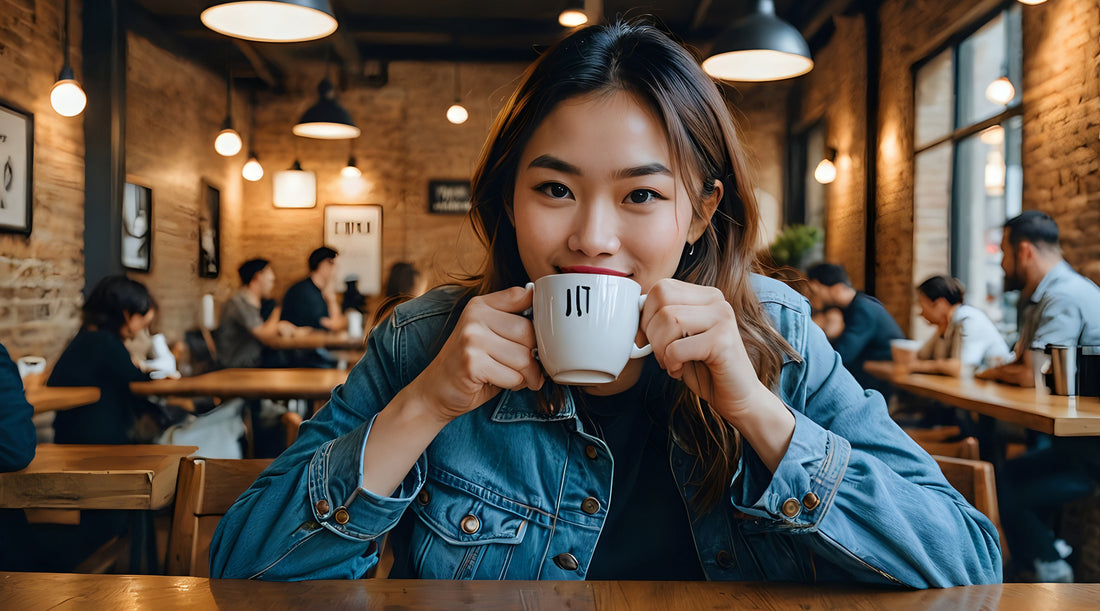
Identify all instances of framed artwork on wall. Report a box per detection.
[121,181,153,272]
[199,182,220,278]
[324,204,383,296]
[0,100,33,235]
[428,179,471,214]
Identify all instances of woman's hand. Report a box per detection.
[405,286,543,423]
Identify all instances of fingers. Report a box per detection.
[454,288,543,391]
[644,302,736,371]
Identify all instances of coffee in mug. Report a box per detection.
[527,273,652,384]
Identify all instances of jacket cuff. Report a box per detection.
[730,407,849,529]
[307,413,427,541]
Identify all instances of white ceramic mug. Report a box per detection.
[526,273,652,385]
[16,356,47,389]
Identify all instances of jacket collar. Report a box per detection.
[489,388,577,423]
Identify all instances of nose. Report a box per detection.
[566,199,621,257]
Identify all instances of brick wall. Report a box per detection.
[0,0,85,362]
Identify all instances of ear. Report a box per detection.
[687,179,722,244]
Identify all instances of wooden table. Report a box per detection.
[131,368,348,402]
[865,361,1100,436]
[24,386,100,414]
[1,573,1098,610]
[265,332,365,351]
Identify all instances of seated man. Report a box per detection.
[806,262,904,397]
[216,259,304,369]
[0,342,35,472]
[280,247,346,368]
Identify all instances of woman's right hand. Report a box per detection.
[406,286,542,423]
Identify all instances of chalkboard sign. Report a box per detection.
[428,180,471,214]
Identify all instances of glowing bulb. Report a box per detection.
[558,9,588,27]
[1016,0,1047,5]
[242,155,264,181]
[215,128,243,156]
[985,76,1015,106]
[341,164,361,178]
[979,125,1005,146]
[814,158,837,184]
[446,104,469,125]
[50,79,86,117]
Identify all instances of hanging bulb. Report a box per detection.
[50,68,87,117]
[985,76,1015,106]
[242,152,264,181]
[446,103,469,125]
[341,156,361,178]
[1016,0,1047,4]
[215,121,243,156]
[558,9,587,27]
[814,158,837,184]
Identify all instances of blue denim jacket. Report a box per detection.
[210,276,1001,586]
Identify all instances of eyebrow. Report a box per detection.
[527,154,672,180]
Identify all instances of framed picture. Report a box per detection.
[324,204,382,295]
[121,181,153,272]
[428,179,471,214]
[0,100,33,235]
[199,182,220,278]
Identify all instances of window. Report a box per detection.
[786,121,828,266]
[912,5,1022,343]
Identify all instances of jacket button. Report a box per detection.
[581,497,601,514]
[314,499,330,515]
[553,552,579,571]
[715,550,735,569]
[781,498,801,518]
[417,489,431,505]
[585,445,598,459]
[802,492,820,511]
[334,507,350,525]
[460,514,480,534]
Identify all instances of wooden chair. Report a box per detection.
[932,455,1009,562]
[905,426,981,460]
[282,411,303,447]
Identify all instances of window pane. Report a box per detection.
[912,142,953,339]
[915,49,954,149]
[803,124,827,264]
[958,8,1021,127]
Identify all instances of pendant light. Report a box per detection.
[214,73,243,156]
[241,93,264,181]
[341,141,361,178]
[814,148,837,185]
[293,65,360,139]
[985,76,1015,106]
[446,64,468,125]
[201,0,338,43]
[273,160,317,208]
[702,0,813,82]
[558,0,588,27]
[50,0,86,117]
[1017,0,1047,4]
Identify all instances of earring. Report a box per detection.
[687,242,695,256]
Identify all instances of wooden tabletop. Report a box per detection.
[131,368,348,401]
[265,332,365,351]
[865,361,1100,436]
[24,386,100,414]
[0,444,197,511]
[1,573,1098,610]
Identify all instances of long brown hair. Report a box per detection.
[464,19,796,511]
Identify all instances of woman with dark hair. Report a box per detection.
[384,262,425,298]
[909,275,1011,375]
[49,274,160,444]
[212,20,999,587]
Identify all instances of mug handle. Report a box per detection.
[631,294,653,358]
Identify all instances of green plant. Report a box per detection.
[769,224,823,269]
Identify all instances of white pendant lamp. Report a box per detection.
[558,0,588,28]
[214,74,242,156]
[241,94,263,180]
[201,0,338,43]
[814,149,837,185]
[273,160,317,208]
[293,78,360,140]
[51,0,86,117]
[702,0,813,82]
[985,76,1015,106]
[446,64,468,125]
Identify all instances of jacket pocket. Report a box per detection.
[409,471,530,579]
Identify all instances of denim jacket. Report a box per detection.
[210,275,1002,587]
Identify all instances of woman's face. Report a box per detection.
[122,309,155,339]
[511,90,716,293]
[917,294,948,326]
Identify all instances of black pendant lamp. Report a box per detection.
[201,0,338,43]
[292,78,360,140]
[702,0,813,82]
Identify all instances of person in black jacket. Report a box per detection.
[0,342,35,472]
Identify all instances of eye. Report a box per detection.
[625,189,665,204]
[536,182,573,199]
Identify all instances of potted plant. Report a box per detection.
[769,224,823,270]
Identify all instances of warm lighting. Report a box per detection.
[215,125,243,157]
[51,0,85,117]
[814,159,837,185]
[273,160,316,208]
[293,78,361,139]
[985,76,1015,106]
[559,9,588,27]
[985,150,1006,196]
[200,0,338,43]
[979,125,1005,146]
[1017,0,1047,4]
[341,156,361,178]
[702,0,813,82]
[446,104,469,125]
[242,153,264,181]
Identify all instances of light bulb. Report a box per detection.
[985,76,1015,106]
[50,79,86,117]
[242,155,264,181]
[215,128,243,156]
[1017,0,1047,4]
[814,158,837,184]
[446,104,469,125]
[558,9,587,27]
[979,125,1005,146]
[341,164,362,178]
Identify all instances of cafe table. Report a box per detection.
[265,332,366,369]
[1,573,1097,610]
[0,443,197,573]
[864,361,1100,437]
[24,385,100,414]
[131,368,348,403]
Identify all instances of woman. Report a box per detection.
[910,276,1011,376]
[49,274,160,444]
[211,20,1000,587]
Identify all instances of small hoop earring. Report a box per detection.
[687,242,695,256]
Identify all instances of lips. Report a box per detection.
[558,266,629,276]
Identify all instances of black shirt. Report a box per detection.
[581,358,704,580]
[281,277,328,330]
[834,292,904,396]
[0,343,35,472]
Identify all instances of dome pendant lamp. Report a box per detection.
[702,0,813,82]
[293,77,360,140]
[200,0,338,43]
[50,0,86,117]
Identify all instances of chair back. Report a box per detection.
[932,455,1008,560]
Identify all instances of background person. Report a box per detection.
[901,276,1011,376]
[281,246,346,333]
[216,258,305,369]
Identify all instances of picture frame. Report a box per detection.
[0,100,33,235]
[121,181,153,272]
[324,204,383,296]
[199,182,220,278]
[428,179,471,214]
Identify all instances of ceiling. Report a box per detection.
[124,0,847,92]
